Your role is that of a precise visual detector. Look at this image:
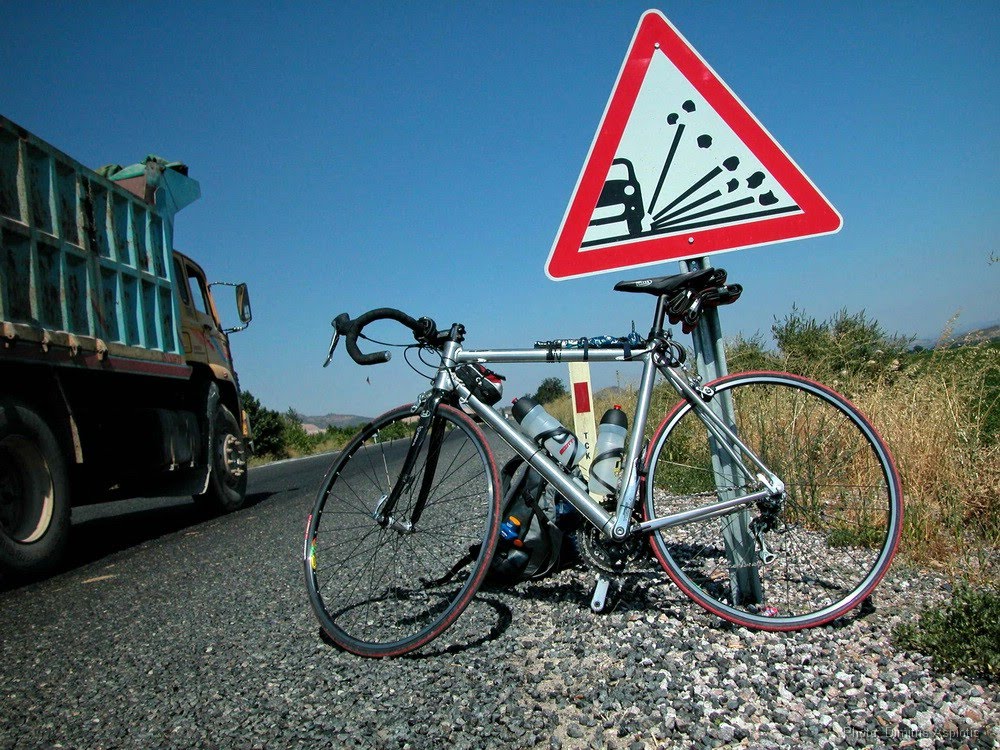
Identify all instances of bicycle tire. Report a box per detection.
[644,371,902,630]
[304,403,500,656]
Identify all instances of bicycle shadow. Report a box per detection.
[317,595,515,658]
[313,567,879,658]
[492,563,879,632]
[516,572,691,617]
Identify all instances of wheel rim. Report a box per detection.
[645,373,901,628]
[0,435,55,544]
[219,431,247,486]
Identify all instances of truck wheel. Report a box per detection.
[196,403,248,513]
[0,400,70,577]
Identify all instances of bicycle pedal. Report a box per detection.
[590,575,614,613]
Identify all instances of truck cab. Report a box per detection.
[174,252,246,404]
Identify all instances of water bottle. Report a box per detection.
[589,406,628,497]
[511,396,585,470]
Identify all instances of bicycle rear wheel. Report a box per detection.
[644,371,902,630]
[305,403,500,656]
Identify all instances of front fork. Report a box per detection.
[371,328,468,531]
[372,389,447,532]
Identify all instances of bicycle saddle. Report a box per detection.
[613,267,726,297]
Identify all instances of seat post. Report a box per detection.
[649,295,669,340]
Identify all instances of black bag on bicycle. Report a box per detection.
[487,456,567,585]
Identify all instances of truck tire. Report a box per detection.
[195,402,248,513]
[0,399,70,577]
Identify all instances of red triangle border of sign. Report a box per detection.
[546,10,842,280]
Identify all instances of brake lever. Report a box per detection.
[323,330,341,368]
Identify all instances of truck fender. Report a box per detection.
[208,363,236,390]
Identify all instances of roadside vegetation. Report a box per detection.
[894,583,999,680]
[240,392,362,465]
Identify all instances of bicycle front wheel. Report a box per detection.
[305,403,500,656]
[644,371,902,630]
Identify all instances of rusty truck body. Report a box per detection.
[0,115,252,577]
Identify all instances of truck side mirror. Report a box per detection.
[236,283,252,325]
[210,281,252,334]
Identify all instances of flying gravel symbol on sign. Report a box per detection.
[583,93,800,248]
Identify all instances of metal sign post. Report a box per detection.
[680,256,762,606]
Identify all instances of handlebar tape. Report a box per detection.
[331,308,436,365]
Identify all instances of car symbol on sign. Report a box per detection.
[589,158,645,238]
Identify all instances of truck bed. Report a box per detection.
[0,115,196,377]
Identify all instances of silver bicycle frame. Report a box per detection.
[443,341,783,541]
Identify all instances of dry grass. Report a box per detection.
[543,340,999,580]
[848,345,999,579]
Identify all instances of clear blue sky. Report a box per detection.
[3,2,997,418]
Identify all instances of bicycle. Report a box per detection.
[304,267,903,657]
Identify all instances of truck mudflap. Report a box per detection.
[193,382,247,511]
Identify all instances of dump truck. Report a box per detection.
[0,115,253,577]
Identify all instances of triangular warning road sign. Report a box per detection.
[547,10,842,280]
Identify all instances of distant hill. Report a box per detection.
[964,324,1000,342]
[912,323,1000,350]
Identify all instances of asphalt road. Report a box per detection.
[0,453,345,748]
[0,448,549,750]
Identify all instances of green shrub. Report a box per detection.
[894,585,1000,679]
[239,393,365,461]
[771,306,912,382]
[241,390,287,457]
[533,376,568,405]
[282,409,313,453]
[726,332,780,372]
